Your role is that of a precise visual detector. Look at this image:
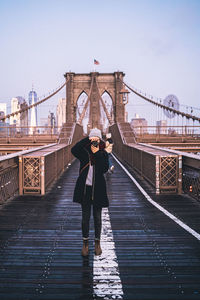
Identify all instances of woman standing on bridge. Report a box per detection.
[71,128,109,257]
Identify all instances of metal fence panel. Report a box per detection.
[110,123,181,194]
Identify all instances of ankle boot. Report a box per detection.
[95,239,102,256]
[82,239,89,256]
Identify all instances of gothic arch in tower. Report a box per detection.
[64,72,126,129]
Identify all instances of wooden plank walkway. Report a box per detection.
[0,157,200,300]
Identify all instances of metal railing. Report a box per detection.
[132,125,200,139]
[0,145,56,203]
[58,122,75,144]
[0,123,83,201]
[0,126,62,144]
[19,123,83,195]
[140,144,200,201]
[110,123,182,194]
[0,156,18,203]
[170,150,200,202]
[0,126,62,136]
[183,167,200,202]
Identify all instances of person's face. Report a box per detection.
[90,136,100,143]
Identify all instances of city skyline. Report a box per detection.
[0,78,199,128]
[0,0,200,126]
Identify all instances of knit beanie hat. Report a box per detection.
[89,127,102,139]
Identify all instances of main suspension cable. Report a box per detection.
[123,80,200,123]
[0,79,69,122]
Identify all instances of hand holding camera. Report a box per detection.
[89,136,100,153]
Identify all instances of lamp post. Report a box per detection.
[119,86,130,105]
[119,86,130,122]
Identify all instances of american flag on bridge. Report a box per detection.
[94,59,100,65]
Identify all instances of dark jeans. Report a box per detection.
[81,185,102,240]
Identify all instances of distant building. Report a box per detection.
[0,111,5,119]
[0,121,9,136]
[130,115,148,134]
[40,118,48,134]
[48,112,56,127]
[0,103,8,135]
[40,118,48,126]
[10,97,21,126]
[20,102,28,129]
[48,112,56,134]
[28,90,38,134]
[56,98,66,130]
[156,120,167,134]
[0,103,7,122]
[10,97,28,131]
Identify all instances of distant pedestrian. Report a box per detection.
[71,128,109,256]
[105,133,114,173]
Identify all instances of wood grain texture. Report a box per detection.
[0,157,200,300]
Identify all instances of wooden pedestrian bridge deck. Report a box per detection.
[0,155,200,300]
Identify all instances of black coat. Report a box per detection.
[71,137,109,208]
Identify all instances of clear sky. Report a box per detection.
[0,0,200,126]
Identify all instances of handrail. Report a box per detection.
[0,144,57,162]
[0,144,57,203]
[20,123,84,195]
[110,123,182,194]
[0,123,84,201]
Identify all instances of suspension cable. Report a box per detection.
[77,75,113,125]
[123,80,200,123]
[77,76,95,124]
[0,79,69,122]
[95,79,113,125]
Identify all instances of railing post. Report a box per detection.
[156,155,160,194]
[41,157,45,195]
[19,156,23,195]
[131,147,133,169]
[140,150,143,178]
[62,148,64,171]
[54,152,57,179]
[178,155,182,194]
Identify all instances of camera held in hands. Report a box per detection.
[107,138,113,144]
[91,140,99,148]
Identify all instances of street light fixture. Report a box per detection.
[119,86,130,105]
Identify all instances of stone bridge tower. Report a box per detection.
[64,71,126,130]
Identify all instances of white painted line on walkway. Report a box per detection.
[93,208,123,299]
[112,153,200,242]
